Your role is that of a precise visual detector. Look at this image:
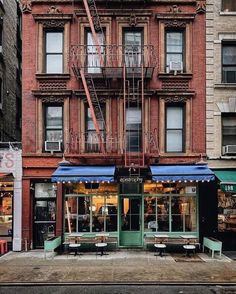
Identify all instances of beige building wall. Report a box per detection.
[206,0,236,167]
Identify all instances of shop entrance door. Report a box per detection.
[33,199,56,248]
[119,196,142,247]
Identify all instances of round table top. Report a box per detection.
[183,245,196,250]
[69,243,81,248]
[95,242,108,248]
[154,244,166,248]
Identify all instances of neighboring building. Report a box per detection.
[0,0,22,142]
[22,0,214,250]
[0,143,22,251]
[0,1,22,251]
[206,0,236,250]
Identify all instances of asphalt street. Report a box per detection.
[0,285,236,294]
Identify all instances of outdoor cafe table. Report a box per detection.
[95,233,109,256]
[180,235,197,257]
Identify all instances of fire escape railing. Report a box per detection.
[70,44,157,73]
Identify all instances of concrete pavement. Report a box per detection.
[0,250,235,284]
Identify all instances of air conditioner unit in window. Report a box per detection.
[169,61,183,74]
[222,145,236,155]
[45,141,62,152]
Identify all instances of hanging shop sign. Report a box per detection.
[220,183,236,193]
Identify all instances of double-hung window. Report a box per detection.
[45,31,63,73]
[123,29,143,68]
[85,106,105,152]
[222,43,236,83]
[86,30,104,74]
[45,106,63,143]
[126,107,142,152]
[222,115,236,149]
[166,105,185,153]
[222,0,236,12]
[166,30,184,73]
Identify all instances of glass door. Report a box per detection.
[34,199,56,248]
[119,196,142,246]
[33,183,56,248]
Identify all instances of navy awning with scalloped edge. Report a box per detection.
[51,166,115,183]
[150,165,215,182]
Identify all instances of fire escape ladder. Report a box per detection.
[78,0,106,153]
[124,64,145,169]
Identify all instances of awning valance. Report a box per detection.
[51,166,115,183]
[150,165,215,182]
[0,173,13,181]
[213,170,236,193]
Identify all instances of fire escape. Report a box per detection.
[70,0,157,170]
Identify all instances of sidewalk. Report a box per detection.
[0,250,235,284]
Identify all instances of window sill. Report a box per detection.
[220,12,236,16]
[158,72,192,80]
[35,73,70,80]
[220,155,236,159]
[214,83,236,89]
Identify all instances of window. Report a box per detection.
[166,106,184,152]
[222,43,236,83]
[222,0,236,11]
[126,107,142,152]
[45,31,63,73]
[218,189,236,233]
[144,183,197,233]
[166,31,184,72]
[123,29,143,68]
[222,115,236,146]
[64,183,118,233]
[86,30,104,73]
[45,106,63,142]
[85,106,105,152]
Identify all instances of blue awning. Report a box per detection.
[150,165,215,182]
[51,166,115,183]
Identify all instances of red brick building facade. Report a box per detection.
[22,0,214,250]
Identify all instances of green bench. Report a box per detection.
[44,236,62,259]
[202,237,222,258]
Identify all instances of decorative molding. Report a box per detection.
[217,98,236,113]
[128,13,138,27]
[81,96,106,104]
[32,89,72,98]
[163,19,187,28]
[168,5,182,14]
[164,96,188,103]
[20,0,32,13]
[117,16,149,23]
[33,14,73,22]
[196,1,206,14]
[47,6,63,14]
[39,80,67,91]
[39,19,66,28]
[162,80,189,91]
[41,96,65,104]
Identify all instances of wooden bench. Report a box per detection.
[44,236,61,259]
[63,236,118,252]
[202,237,222,258]
[144,236,200,251]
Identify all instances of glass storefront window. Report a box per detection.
[144,183,197,233]
[64,183,118,233]
[218,190,236,232]
[0,185,13,237]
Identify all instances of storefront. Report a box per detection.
[213,170,236,250]
[0,148,22,251]
[50,164,215,248]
